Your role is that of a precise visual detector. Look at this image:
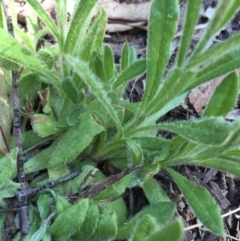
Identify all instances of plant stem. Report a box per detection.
[1,0,30,239]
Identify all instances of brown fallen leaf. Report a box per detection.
[188,76,223,114]
[15,0,151,32]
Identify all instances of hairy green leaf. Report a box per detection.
[56,195,71,214]
[0,148,17,182]
[24,143,56,174]
[144,219,183,241]
[190,1,240,60]
[64,0,98,54]
[88,207,117,241]
[103,44,115,82]
[203,72,239,117]
[187,33,240,69]
[176,0,202,67]
[0,180,20,206]
[145,68,195,116]
[130,215,158,241]
[50,198,89,241]
[55,0,67,48]
[93,174,132,202]
[138,92,188,128]
[79,8,107,62]
[37,49,55,69]
[121,42,129,71]
[0,28,56,81]
[143,178,170,203]
[32,114,59,137]
[192,156,240,177]
[165,168,224,236]
[187,48,240,92]
[89,51,106,82]
[113,59,146,89]
[30,223,48,241]
[141,0,179,112]
[62,77,79,105]
[65,55,122,132]
[73,202,99,241]
[117,202,176,239]
[48,113,104,167]
[37,193,54,220]
[157,117,237,145]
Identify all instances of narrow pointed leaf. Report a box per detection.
[89,51,106,82]
[30,223,48,241]
[138,92,188,128]
[93,174,132,202]
[141,0,179,111]
[79,8,107,62]
[50,198,89,241]
[129,46,137,64]
[121,42,129,71]
[113,59,146,89]
[143,178,170,204]
[190,1,240,59]
[176,0,202,66]
[55,0,67,48]
[104,44,115,82]
[192,157,240,178]
[125,139,143,167]
[186,49,240,92]
[62,77,79,104]
[203,72,239,117]
[64,0,98,54]
[187,33,240,69]
[65,55,122,131]
[157,117,237,145]
[145,68,195,116]
[165,167,224,236]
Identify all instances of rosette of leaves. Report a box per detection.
[0,0,240,240]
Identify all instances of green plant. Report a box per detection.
[0,0,240,240]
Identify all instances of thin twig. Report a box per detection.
[1,0,30,239]
[184,206,240,231]
[26,170,83,198]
